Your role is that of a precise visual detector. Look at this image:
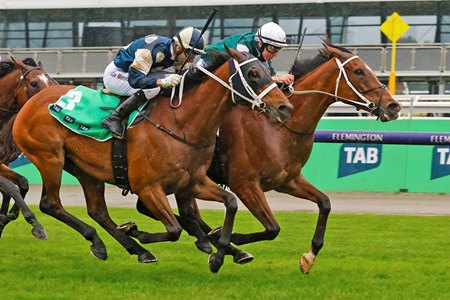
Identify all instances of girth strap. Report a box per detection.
[111,126,131,195]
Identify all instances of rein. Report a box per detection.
[141,114,214,148]
[282,55,388,135]
[151,55,278,147]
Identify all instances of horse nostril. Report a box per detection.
[388,103,401,114]
[278,104,293,120]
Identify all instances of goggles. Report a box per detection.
[265,44,282,54]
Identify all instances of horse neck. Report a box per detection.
[285,59,339,133]
[170,64,233,144]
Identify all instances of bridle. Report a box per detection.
[148,55,279,148]
[19,66,44,100]
[0,66,41,114]
[287,55,388,116]
[196,57,277,110]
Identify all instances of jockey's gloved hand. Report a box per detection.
[161,74,182,88]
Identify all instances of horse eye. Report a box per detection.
[248,69,260,80]
[355,69,364,76]
[30,81,39,88]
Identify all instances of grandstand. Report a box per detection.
[0,0,449,98]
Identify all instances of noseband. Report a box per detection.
[334,56,386,111]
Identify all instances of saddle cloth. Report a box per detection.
[48,85,146,141]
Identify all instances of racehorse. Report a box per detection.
[127,40,402,273]
[6,48,293,272]
[0,57,57,239]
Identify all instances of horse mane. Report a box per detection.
[0,61,17,79]
[291,38,353,80]
[0,57,37,79]
[22,57,38,67]
[183,50,230,89]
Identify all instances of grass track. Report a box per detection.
[1,206,449,299]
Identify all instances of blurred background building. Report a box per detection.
[0,0,449,95]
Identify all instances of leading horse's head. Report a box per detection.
[292,40,401,122]
[9,56,58,107]
[323,41,401,121]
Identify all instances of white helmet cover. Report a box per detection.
[256,22,288,48]
[173,26,206,55]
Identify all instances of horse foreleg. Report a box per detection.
[0,193,11,237]
[229,182,281,245]
[0,165,31,237]
[279,174,331,274]
[175,194,253,264]
[0,176,46,239]
[189,177,239,273]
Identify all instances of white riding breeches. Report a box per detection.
[103,62,160,100]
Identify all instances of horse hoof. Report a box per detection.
[31,226,48,240]
[195,239,213,254]
[208,253,224,273]
[117,220,137,233]
[233,250,254,264]
[138,252,158,263]
[207,226,222,237]
[90,245,108,261]
[299,252,316,274]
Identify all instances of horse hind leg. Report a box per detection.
[65,161,156,263]
[0,176,47,239]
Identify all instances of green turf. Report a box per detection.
[0,206,449,300]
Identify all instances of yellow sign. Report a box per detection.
[380,12,409,94]
[380,12,409,43]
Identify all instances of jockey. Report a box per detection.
[197,22,294,86]
[102,26,205,139]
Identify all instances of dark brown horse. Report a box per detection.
[0,57,57,239]
[128,40,402,272]
[6,48,293,272]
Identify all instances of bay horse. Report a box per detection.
[127,40,402,272]
[0,57,57,239]
[7,48,293,272]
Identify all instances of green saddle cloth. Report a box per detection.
[48,86,145,141]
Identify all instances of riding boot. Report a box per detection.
[101,90,148,139]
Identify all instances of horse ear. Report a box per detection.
[225,45,246,62]
[323,42,345,60]
[10,56,27,70]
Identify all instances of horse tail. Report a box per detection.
[0,115,21,164]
